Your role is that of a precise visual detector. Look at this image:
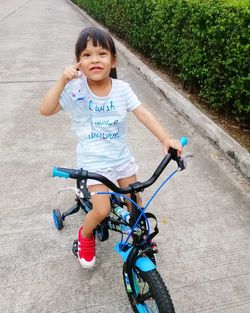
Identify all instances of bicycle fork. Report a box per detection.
[114,242,156,284]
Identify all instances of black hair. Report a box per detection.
[75,27,117,78]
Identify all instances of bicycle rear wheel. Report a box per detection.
[123,265,175,313]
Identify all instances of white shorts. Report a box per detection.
[87,159,139,186]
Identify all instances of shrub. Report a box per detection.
[73,0,250,123]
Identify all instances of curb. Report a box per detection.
[69,0,250,179]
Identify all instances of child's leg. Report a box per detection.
[118,176,156,248]
[78,183,110,268]
[117,175,142,211]
[81,183,110,238]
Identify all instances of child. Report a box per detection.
[40,26,182,269]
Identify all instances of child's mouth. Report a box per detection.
[90,66,103,71]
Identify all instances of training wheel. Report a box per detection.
[52,208,64,230]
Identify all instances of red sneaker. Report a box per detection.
[78,227,96,268]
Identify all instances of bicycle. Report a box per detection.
[51,137,189,313]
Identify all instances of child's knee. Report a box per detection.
[93,206,110,221]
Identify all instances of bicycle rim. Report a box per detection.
[123,266,175,313]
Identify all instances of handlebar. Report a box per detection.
[52,137,188,194]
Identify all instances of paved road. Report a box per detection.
[0,0,249,312]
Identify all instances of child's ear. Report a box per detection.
[112,56,118,68]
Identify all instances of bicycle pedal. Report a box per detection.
[72,239,78,257]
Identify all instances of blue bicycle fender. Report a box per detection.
[114,242,156,272]
[135,256,156,272]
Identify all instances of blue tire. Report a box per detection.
[52,208,63,230]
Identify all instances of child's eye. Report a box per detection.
[99,51,108,56]
[82,53,90,58]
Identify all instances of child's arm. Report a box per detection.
[133,104,183,154]
[40,62,81,116]
[40,77,65,116]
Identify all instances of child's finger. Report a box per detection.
[75,61,82,69]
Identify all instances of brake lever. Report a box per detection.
[58,187,84,198]
[178,154,194,171]
[58,187,78,193]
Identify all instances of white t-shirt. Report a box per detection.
[59,76,141,171]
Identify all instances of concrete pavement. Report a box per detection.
[0,0,249,312]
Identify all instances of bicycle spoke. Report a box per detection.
[140,291,152,302]
[136,278,160,312]
[144,302,159,313]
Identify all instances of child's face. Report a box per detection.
[78,39,116,82]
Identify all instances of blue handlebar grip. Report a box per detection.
[180,137,188,147]
[52,167,70,179]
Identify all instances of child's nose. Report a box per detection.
[91,55,99,63]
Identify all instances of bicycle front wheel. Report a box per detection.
[123,265,175,313]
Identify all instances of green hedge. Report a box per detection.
[73,0,250,123]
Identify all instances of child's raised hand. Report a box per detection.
[163,138,183,156]
[62,61,82,83]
